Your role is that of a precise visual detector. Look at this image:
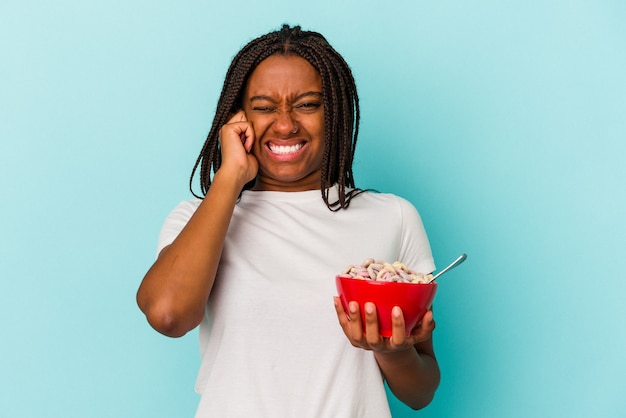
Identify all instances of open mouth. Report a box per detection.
[268,142,305,155]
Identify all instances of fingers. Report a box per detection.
[334,300,436,352]
[215,110,258,184]
[347,301,365,344]
[333,298,367,347]
[333,296,350,330]
[409,310,436,342]
[221,110,255,153]
[389,306,408,347]
[363,302,383,348]
[334,299,384,350]
[236,110,247,122]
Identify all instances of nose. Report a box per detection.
[272,109,298,137]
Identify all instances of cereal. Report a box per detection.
[340,259,433,284]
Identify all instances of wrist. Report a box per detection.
[374,346,420,368]
[212,167,252,192]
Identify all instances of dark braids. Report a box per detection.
[190,24,363,210]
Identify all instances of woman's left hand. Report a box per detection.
[333,296,435,353]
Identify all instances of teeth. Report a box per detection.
[268,143,304,154]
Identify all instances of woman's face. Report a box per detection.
[242,54,325,192]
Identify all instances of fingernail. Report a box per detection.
[392,306,402,318]
[349,302,358,313]
[365,302,374,314]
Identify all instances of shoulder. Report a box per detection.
[355,191,428,231]
[166,198,202,221]
[353,190,420,213]
[155,198,202,257]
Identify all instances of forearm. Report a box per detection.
[137,170,244,337]
[375,345,440,410]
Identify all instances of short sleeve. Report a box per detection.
[396,197,436,274]
[156,199,202,258]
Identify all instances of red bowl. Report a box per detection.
[335,276,438,337]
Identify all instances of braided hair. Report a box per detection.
[190,24,362,210]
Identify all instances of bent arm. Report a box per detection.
[374,335,440,410]
[334,300,440,409]
[137,111,256,337]
[136,170,245,337]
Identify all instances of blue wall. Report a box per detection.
[1,1,624,417]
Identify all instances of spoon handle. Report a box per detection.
[429,253,467,282]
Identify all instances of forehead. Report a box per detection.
[244,54,322,97]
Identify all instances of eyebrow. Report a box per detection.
[248,91,323,103]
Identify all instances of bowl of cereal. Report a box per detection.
[335,259,438,337]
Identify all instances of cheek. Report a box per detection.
[305,115,325,136]
[248,117,271,139]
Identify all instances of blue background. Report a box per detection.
[1,1,625,417]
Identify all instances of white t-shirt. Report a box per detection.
[157,187,435,418]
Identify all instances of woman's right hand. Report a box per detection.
[218,110,258,187]
[138,109,257,338]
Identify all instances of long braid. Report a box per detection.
[190,24,363,210]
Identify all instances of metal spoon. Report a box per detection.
[428,253,467,283]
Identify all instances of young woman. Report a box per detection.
[137,24,440,417]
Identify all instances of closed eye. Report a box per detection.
[251,106,276,113]
[295,102,322,112]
